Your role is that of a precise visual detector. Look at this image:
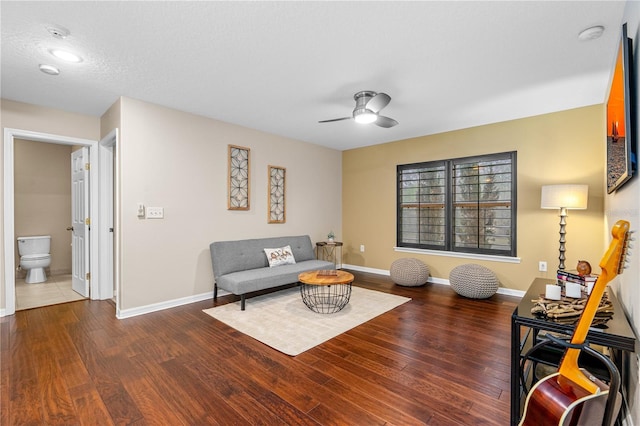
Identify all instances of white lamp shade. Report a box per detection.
[541,184,588,209]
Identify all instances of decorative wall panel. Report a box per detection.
[228,145,250,210]
[268,165,285,223]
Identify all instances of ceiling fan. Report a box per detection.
[319,91,399,128]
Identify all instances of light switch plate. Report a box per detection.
[146,207,164,219]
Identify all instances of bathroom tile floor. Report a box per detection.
[16,273,87,311]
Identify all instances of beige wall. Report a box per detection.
[1,99,100,311]
[343,105,605,292]
[115,97,342,310]
[0,100,619,302]
[2,97,341,313]
[101,98,121,139]
[14,139,72,277]
[0,100,100,139]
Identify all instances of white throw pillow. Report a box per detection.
[264,245,296,267]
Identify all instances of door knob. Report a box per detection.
[66,227,73,231]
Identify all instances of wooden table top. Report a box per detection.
[298,270,354,286]
[316,241,343,246]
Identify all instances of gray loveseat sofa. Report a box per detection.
[209,235,335,310]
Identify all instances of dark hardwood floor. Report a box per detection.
[1,271,520,425]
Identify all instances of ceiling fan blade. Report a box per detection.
[318,117,352,123]
[366,93,391,113]
[375,116,398,128]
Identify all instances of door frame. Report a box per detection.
[98,129,118,304]
[3,128,114,316]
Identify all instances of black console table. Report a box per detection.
[511,278,636,425]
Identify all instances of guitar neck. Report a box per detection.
[557,220,629,394]
[557,272,611,393]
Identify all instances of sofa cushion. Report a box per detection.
[210,235,316,278]
[217,259,334,294]
[264,245,296,267]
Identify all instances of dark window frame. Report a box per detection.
[397,151,517,257]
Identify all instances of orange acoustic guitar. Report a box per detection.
[520,220,631,426]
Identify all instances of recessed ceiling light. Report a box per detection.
[49,48,83,63]
[39,64,60,75]
[578,25,605,41]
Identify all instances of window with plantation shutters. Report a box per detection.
[397,151,516,257]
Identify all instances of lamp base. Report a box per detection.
[558,207,568,271]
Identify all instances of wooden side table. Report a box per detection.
[316,241,343,269]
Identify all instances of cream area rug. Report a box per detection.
[202,286,411,356]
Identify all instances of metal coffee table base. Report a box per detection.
[300,283,352,314]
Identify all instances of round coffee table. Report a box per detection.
[298,270,354,314]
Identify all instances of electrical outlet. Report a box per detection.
[360,244,365,253]
[146,207,164,219]
[538,261,547,272]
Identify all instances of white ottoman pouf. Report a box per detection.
[449,264,499,299]
[390,258,429,287]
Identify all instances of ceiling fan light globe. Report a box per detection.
[353,109,377,124]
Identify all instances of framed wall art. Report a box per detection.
[268,165,286,223]
[228,145,250,210]
[606,23,636,193]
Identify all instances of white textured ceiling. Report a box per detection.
[0,1,627,151]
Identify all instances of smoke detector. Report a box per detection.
[578,26,604,41]
[46,25,70,39]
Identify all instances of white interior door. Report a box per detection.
[71,147,90,297]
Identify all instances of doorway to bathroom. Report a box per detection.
[3,128,118,316]
[13,140,87,310]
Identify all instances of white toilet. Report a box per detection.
[17,235,52,284]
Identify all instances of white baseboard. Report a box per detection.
[342,263,390,276]
[114,266,525,320]
[343,263,525,297]
[497,287,525,297]
[117,291,215,319]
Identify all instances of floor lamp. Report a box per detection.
[541,184,589,271]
